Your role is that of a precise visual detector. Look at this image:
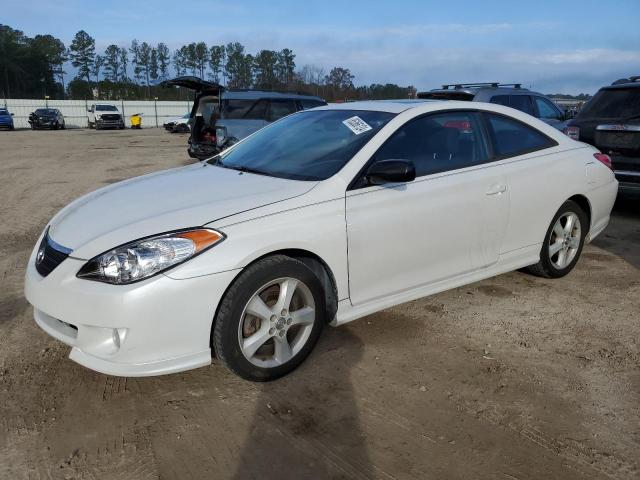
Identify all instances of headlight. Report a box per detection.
[77,228,225,284]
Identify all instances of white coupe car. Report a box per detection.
[24,100,617,381]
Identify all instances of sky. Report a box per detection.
[3,0,640,94]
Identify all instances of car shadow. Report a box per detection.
[231,327,373,480]
[591,193,640,269]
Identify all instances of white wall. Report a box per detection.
[2,99,194,129]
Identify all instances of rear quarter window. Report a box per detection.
[484,113,556,158]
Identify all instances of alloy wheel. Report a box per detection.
[237,277,315,368]
[549,212,581,269]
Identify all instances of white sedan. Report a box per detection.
[24,100,617,381]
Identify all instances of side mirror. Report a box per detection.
[10,113,14,116]
[365,159,416,185]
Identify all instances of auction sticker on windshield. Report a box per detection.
[342,116,372,135]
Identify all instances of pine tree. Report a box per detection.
[104,45,120,81]
[69,30,95,83]
[156,43,170,80]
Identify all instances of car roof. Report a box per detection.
[601,82,640,90]
[317,99,435,114]
[222,90,324,101]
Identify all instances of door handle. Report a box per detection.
[486,184,507,195]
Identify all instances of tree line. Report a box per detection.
[1,24,417,102]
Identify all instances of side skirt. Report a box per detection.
[332,244,540,326]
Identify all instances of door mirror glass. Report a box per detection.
[366,159,416,185]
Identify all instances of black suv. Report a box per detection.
[418,83,568,129]
[564,77,640,193]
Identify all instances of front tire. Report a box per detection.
[526,200,588,278]
[213,255,325,381]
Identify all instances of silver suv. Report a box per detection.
[418,83,569,130]
[161,76,327,159]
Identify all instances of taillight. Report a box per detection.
[593,152,612,169]
[564,125,580,140]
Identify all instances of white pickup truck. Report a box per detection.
[87,103,125,130]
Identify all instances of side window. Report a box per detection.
[484,113,555,158]
[222,100,255,119]
[490,95,510,107]
[300,99,326,110]
[244,99,268,120]
[509,95,535,116]
[375,112,488,177]
[267,100,297,122]
[534,97,563,121]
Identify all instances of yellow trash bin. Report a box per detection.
[130,113,142,129]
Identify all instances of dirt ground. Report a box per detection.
[0,128,638,480]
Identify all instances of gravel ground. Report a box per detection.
[0,128,638,480]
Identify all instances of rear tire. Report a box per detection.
[213,255,326,381]
[525,200,588,278]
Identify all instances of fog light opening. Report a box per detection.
[112,329,121,349]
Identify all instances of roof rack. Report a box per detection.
[441,82,522,90]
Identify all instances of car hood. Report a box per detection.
[48,163,316,259]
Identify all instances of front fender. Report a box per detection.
[165,198,349,300]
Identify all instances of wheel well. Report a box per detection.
[209,249,339,354]
[568,194,592,229]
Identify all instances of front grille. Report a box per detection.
[35,232,71,277]
[100,114,121,121]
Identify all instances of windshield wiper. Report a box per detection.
[622,113,640,123]
[210,158,268,176]
[226,165,269,176]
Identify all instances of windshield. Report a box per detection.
[209,109,395,181]
[35,109,56,115]
[96,105,118,111]
[577,88,640,120]
[0,109,8,115]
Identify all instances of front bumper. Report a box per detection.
[24,241,239,376]
[96,118,124,128]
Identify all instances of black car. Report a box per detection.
[418,83,569,130]
[28,108,65,130]
[564,77,640,193]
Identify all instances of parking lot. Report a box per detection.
[0,128,638,479]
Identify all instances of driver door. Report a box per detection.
[345,111,509,306]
